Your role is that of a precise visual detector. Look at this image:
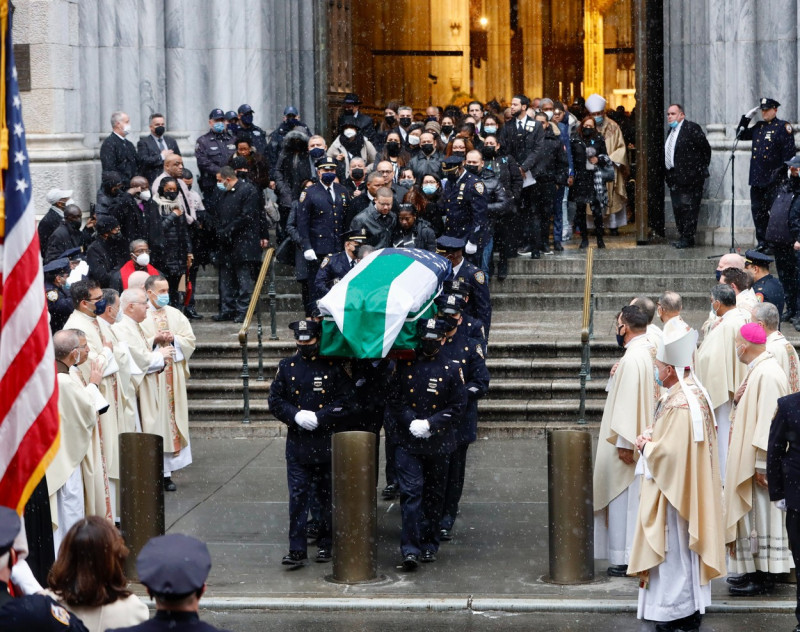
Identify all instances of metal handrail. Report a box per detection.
[578,247,595,425]
[237,246,276,424]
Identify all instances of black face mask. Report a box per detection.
[399,117,412,128]
[154,125,165,136]
[343,107,354,116]
[297,343,319,359]
[441,125,453,136]
[163,191,179,201]
[581,127,594,137]
[68,219,82,230]
[451,151,465,158]
[419,339,442,357]
[386,141,401,157]
[309,147,326,160]
[420,143,435,156]
[482,146,497,159]
[445,170,460,182]
[351,168,364,180]
[464,164,480,176]
[240,113,254,126]
[426,115,438,122]
[439,315,459,330]
[385,115,396,126]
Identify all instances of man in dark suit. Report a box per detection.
[136,112,181,185]
[767,391,800,632]
[99,111,137,182]
[664,103,711,249]
[38,188,72,257]
[44,204,85,263]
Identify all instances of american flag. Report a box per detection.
[0,7,60,513]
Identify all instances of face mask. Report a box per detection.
[343,108,354,116]
[451,150,465,158]
[667,120,678,129]
[135,253,150,267]
[386,141,401,156]
[163,191,178,201]
[63,279,71,291]
[616,332,625,348]
[445,170,459,182]
[399,117,412,127]
[581,127,594,137]
[420,143,434,155]
[240,113,254,126]
[115,310,123,323]
[484,125,497,135]
[427,115,438,122]
[482,146,497,159]
[441,125,453,136]
[710,301,719,317]
[735,344,745,362]
[545,111,554,120]
[298,342,319,359]
[439,315,459,330]
[351,168,365,180]
[714,270,722,282]
[111,232,123,240]
[399,178,415,187]
[408,135,421,146]
[154,125,165,136]
[212,122,225,133]
[422,184,438,195]
[320,172,337,185]
[385,115,396,126]
[93,298,107,316]
[155,294,170,308]
[464,164,480,176]
[654,367,664,388]
[419,339,441,357]
[68,219,82,230]
[309,147,326,160]
[594,115,604,126]
[216,181,227,191]
[343,128,357,139]
[138,189,151,201]
[122,123,131,135]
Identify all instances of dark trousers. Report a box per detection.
[384,435,397,486]
[774,244,799,316]
[523,182,555,254]
[396,446,450,556]
[286,455,332,553]
[186,261,199,309]
[577,200,605,238]
[219,260,255,316]
[162,269,184,308]
[552,185,566,244]
[751,183,778,247]
[441,442,470,531]
[669,184,703,242]
[305,257,322,314]
[787,508,800,624]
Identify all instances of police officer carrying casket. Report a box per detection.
[436,236,492,337]
[738,97,797,252]
[268,320,354,568]
[313,228,367,299]
[439,156,488,261]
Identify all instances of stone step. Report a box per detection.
[490,292,711,312]
[492,275,714,294]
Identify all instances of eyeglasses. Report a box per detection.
[132,249,151,255]
[86,295,103,302]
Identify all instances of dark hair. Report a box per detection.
[69,278,98,304]
[149,112,164,122]
[157,176,178,197]
[711,283,736,306]
[47,517,132,607]
[398,203,416,215]
[630,296,656,324]
[219,165,235,180]
[235,135,252,147]
[669,103,684,114]
[468,100,483,111]
[181,168,193,180]
[144,274,167,292]
[720,267,752,291]
[513,94,530,108]
[618,305,648,332]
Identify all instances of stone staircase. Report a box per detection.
[185,245,799,436]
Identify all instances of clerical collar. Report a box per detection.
[625,333,648,348]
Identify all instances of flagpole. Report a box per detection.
[0,0,7,239]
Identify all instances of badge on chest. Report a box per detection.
[427,378,438,393]
[313,376,324,392]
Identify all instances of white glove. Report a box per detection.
[745,106,759,119]
[775,499,787,512]
[409,419,431,439]
[465,241,478,255]
[294,410,318,431]
[304,249,317,261]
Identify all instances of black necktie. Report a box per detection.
[350,259,356,269]
[518,120,523,132]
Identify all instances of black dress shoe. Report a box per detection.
[421,549,437,563]
[782,311,795,323]
[212,313,234,322]
[606,564,628,577]
[381,483,398,500]
[439,528,452,541]
[315,548,332,563]
[725,573,751,586]
[281,550,308,567]
[233,313,246,323]
[163,477,177,492]
[530,251,541,260]
[579,238,589,249]
[609,228,619,236]
[728,579,768,596]
[497,272,507,281]
[306,520,320,540]
[672,239,691,249]
[553,242,564,252]
[184,306,203,320]
[401,553,419,571]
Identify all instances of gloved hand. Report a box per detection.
[409,419,431,439]
[745,106,759,119]
[304,249,317,261]
[465,241,478,255]
[294,410,318,430]
[775,498,787,512]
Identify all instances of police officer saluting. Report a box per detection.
[439,155,488,261]
[44,258,74,334]
[268,320,354,568]
[314,228,367,299]
[436,236,492,337]
[738,97,797,253]
[387,318,467,570]
[746,248,785,317]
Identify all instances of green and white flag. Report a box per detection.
[318,248,452,358]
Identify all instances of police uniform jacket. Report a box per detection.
[753,273,785,316]
[449,258,492,336]
[768,392,800,510]
[440,324,490,444]
[314,250,356,298]
[391,217,437,251]
[386,353,467,455]
[268,352,354,463]
[45,282,73,333]
[107,610,230,632]
[342,358,393,433]
[100,132,138,182]
[214,179,267,264]
[739,115,796,187]
[460,313,487,354]
[296,182,349,256]
[441,171,488,246]
[136,134,181,185]
[237,123,269,157]
[194,130,235,191]
[350,205,396,249]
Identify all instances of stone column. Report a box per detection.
[485,0,511,102]
[517,0,542,99]
[137,0,166,131]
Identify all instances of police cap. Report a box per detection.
[315,156,337,170]
[136,534,211,596]
[417,317,449,340]
[744,249,774,268]
[289,319,321,342]
[59,247,83,261]
[237,104,254,115]
[760,97,781,110]
[224,110,238,122]
[436,235,466,252]
[435,293,467,315]
[208,108,225,120]
[0,505,20,556]
[342,228,368,243]
[441,155,463,172]
[444,279,472,298]
[43,258,70,276]
[284,105,299,116]
[786,156,800,169]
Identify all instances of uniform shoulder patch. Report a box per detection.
[787,123,794,135]
[50,603,72,625]
[320,256,330,269]
[474,181,485,195]
[475,344,484,359]
[473,270,486,285]
[46,290,58,302]
[299,191,307,202]
[755,292,765,303]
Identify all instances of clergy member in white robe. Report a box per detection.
[140,275,196,490]
[585,93,628,230]
[695,284,749,478]
[725,322,793,595]
[752,302,800,393]
[629,320,725,631]
[594,305,660,576]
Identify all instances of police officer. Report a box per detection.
[44,258,74,334]
[194,108,235,199]
[267,106,313,178]
[746,249,785,317]
[105,534,230,632]
[235,104,269,157]
[439,155,488,260]
[296,157,350,312]
[443,279,488,348]
[738,97,797,252]
[268,320,354,567]
[314,228,367,299]
[434,294,490,541]
[437,236,493,337]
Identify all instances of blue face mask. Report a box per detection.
[93,298,107,316]
[217,181,227,191]
[212,122,225,133]
[655,366,664,387]
[63,280,71,291]
[594,115,604,126]
[309,147,326,160]
[669,120,679,129]
[483,126,497,135]
[422,184,438,195]
[715,270,722,282]
[320,172,337,185]
[155,294,170,307]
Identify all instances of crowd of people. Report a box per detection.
[593,251,800,632]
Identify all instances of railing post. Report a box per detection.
[268,248,278,340]
[240,332,251,424]
[256,303,265,382]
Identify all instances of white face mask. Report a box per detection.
[122,123,131,135]
[115,310,123,323]
[343,128,357,139]
[139,190,152,201]
[545,110,553,120]
[408,135,420,146]
[135,253,150,267]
